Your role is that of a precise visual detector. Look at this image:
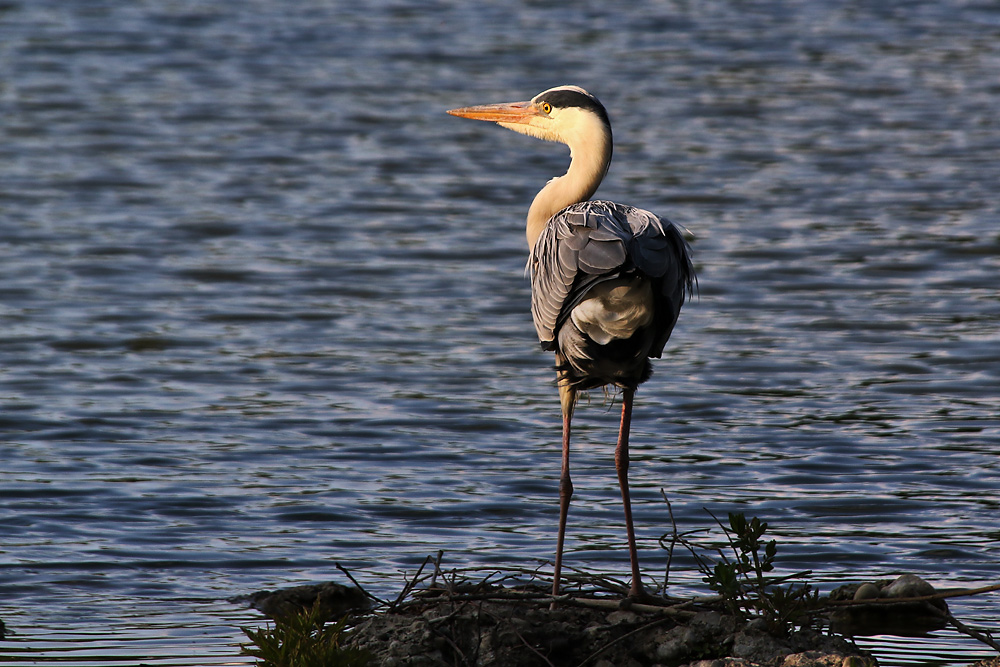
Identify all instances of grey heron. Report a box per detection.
[448,85,695,601]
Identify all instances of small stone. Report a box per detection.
[656,626,697,660]
[246,581,370,621]
[608,610,639,624]
[971,658,1000,667]
[883,573,935,598]
[656,639,683,661]
[853,583,880,600]
[692,610,725,629]
[781,652,843,666]
[842,657,876,667]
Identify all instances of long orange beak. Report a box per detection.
[447,100,541,124]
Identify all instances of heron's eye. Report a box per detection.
[541,102,552,114]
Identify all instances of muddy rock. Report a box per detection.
[239,579,880,666]
[243,581,371,621]
[345,593,874,667]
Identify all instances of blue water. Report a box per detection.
[1,0,998,664]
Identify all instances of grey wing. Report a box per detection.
[529,200,694,352]
[529,201,625,349]
[624,206,696,356]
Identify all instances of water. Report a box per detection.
[1,0,998,664]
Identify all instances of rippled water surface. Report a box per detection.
[1,0,998,664]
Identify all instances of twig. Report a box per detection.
[556,595,698,620]
[412,582,702,619]
[765,571,815,587]
[927,604,1000,653]
[655,496,717,586]
[704,507,741,564]
[388,554,437,611]
[660,490,678,590]
[417,590,554,603]
[559,565,631,596]
[429,549,444,589]
[335,562,385,607]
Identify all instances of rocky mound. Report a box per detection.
[348,590,873,667]
[244,581,875,667]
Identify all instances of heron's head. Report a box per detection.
[448,85,612,152]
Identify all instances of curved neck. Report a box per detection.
[526,129,612,251]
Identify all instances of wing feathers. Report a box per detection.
[530,200,694,357]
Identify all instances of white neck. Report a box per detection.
[501,107,612,251]
[526,144,610,249]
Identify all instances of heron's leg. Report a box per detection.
[552,367,576,607]
[616,386,644,599]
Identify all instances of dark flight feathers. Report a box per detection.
[529,200,695,388]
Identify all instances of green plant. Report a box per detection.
[241,604,371,667]
[702,513,775,611]
[661,505,820,634]
[702,511,819,633]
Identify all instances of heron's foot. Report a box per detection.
[622,583,662,607]
[549,590,572,611]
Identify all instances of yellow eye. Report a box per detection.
[541,102,552,114]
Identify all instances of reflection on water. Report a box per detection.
[1,0,998,664]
